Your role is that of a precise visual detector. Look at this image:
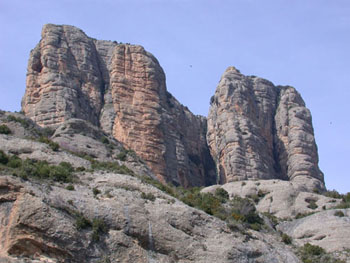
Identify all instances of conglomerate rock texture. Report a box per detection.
[22,24,216,187]
[0,175,301,263]
[207,67,324,188]
[22,24,324,189]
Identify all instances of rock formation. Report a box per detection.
[2,23,348,263]
[207,67,324,189]
[22,24,324,190]
[22,24,216,187]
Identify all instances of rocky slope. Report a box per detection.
[207,67,324,189]
[0,113,303,263]
[22,24,216,187]
[202,180,341,219]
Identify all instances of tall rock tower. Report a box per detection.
[22,24,216,187]
[207,67,324,189]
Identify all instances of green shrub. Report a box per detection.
[76,166,86,172]
[215,188,229,203]
[229,196,263,229]
[100,136,110,144]
[301,243,324,255]
[38,136,59,151]
[91,161,134,176]
[116,149,128,161]
[325,190,342,199]
[75,214,92,230]
[141,192,156,201]
[7,115,31,128]
[8,158,74,183]
[0,124,11,134]
[281,233,292,244]
[66,184,75,191]
[305,198,318,210]
[93,187,101,197]
[295,212,315,219]
[92,218,108,242]
[7,155,22,168]
[334,210,345,217]
[0,150,9,164]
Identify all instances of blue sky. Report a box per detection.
[0,0,349,193]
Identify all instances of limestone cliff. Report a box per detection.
[22,24,216,187]
[207,67,324,189]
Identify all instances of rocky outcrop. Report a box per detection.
[277,209,350,254]
[207,67,324,188]
[0,174,302,263]
[22,24,216,187]
[202,180,340,219]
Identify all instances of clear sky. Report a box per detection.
[0,0,349,193]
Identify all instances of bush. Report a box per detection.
[229,196,263,229]
[325,190,343,199]
[301,243,325,255]
[92,218,108,242]
[0,150,9,164]
[7,155,22,168]
[38,136,59,151]
[305,198,318,210]
[334,210,345,217]
[8,158,74,183]
[75,214,92,230]
[215,188,229,203]
[91,161,135,176]
[7,115,31,128]
[281,233,292,244]
[141,192,156,201]
[0,124,11,134]
[116,150,127,161]
[93,187,101,197]
[66,184,75,191]
[100,136,110,144]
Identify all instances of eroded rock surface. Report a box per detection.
[0,174,302,263]
[202,180,340,219]
[22,24,216,187]
[207,67,324,188]
[277,209,350,253]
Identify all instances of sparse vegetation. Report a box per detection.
[38,136,60,151]
[305,198,318,210]
[116,148,137,161]
[295,212,316,219]
[0,150,9,164]
[75,214,92,230]
[139,176,264,231]
[281,233,292,244]
[91,218,108,242]
[297,243,344,263]
[0,151,74,183]
[334,210,345,217]
[7,115,31,128]
[141,192,156,201]
[100,136,110,144]
[91,160,135,175]
[66,184,75,191]
[0,124,12,134]
[93,187,101,197]
[214,188,229,203]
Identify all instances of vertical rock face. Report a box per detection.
[23,24,104,126]
[22,24,324,189]
[22,24,216,187]
[207,67,324,188]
